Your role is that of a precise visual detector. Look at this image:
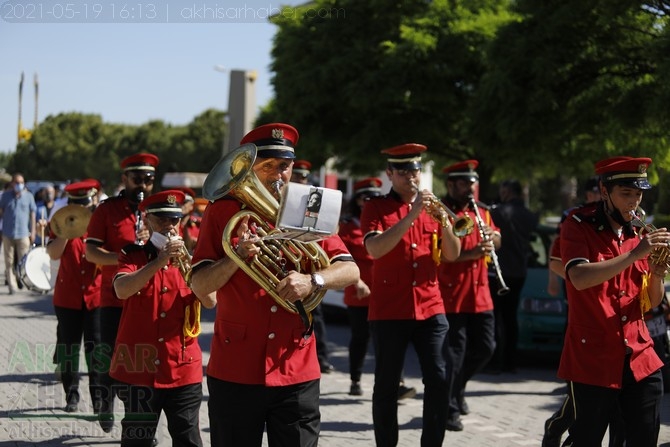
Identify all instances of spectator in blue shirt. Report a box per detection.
[0,173,36,294]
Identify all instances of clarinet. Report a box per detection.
[468,196,510,296]
[135,191,144,245]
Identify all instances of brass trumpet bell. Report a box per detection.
[50,204,91,239]
[425,196,474,238]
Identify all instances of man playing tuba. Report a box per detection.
[190,123,359,447]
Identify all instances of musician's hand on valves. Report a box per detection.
[411,189,433,219]
[635,227,670,257]
[158,238,185,267]
[235,215,261,259]
[276,271,312,303]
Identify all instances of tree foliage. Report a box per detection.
[268,0,516,176]
[6,110,226,191]
[266,0,670,212]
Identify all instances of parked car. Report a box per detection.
[517,223,566,354]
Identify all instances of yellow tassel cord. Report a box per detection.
[183,300,202,338]
[432,233,441,266]
[640,273,652,315]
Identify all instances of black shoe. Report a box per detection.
[445,414,464,432]
[99,413,114,432]
[542,433,562,447]
[397,384,417,400]
[65,402,78,413]
[459,398,470,415]
[98,400,114,433]
[320,362,335,374]
[349,381,363,396]
[152,438,159,446]
[542,419,562,447]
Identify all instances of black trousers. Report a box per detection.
[444,311,496,417]
[490,276,525,371]
[565,358,662,447]
[347,306,370,382]
[53,305,102,409]
[370,315,449,447]
[94,306,123,413]
[544,382,625,447]
[207,376,320,447]
[116,381,203,447]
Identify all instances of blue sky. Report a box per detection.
[0,0,306,154]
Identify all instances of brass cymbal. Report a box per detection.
[50,204,91,239]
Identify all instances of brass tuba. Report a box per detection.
[202,143,330,314]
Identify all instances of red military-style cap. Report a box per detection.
[64,179,100,200]
[380,143,427,170]
[293,160,312,178]
[442,160,479,182]
[121,153,159,172]
[139,190,185,218]
[593,156,631,173]
[594,156,652,190]
[240,123,298,159]
[171,186,196,203]
[353,177,383,197]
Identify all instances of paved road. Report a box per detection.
[1,278,670,446]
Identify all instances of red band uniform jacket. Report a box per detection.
[191,199,354,386]
[438,200,498,314]
[50,229,101,311]
[339,217,372,308]
[86,193,144,308]
[360,190,445,321]
[559,202,663,388]
[110,243,202,388]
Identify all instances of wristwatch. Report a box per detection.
[311,273,325,291]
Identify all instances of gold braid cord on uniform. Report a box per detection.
[431,233,441,266]
[183,300,201,338]
[640,273,652,315]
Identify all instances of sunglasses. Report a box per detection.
[129,175,155,185]
[156,216,180,225]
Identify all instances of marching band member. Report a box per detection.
[111,190,206,447]
[190,123,359,447]
[47,179,103,414]
[360,144,460,447]
[558,156,667,446]
[85,153,158,432]
[338,177,382,396]
[439,160,499,432]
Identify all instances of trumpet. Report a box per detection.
[468,196,510,296]
[167,233,193,285]
[410,182,474,237]
[629,209,670,269]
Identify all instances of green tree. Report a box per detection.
[269,0,516,177]
[8,109,226,192]
[470,0,670,178]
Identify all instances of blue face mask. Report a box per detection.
[14,183,25,193]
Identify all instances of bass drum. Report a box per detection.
[18,246,52,294]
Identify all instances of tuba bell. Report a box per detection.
[202,143,330,314]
